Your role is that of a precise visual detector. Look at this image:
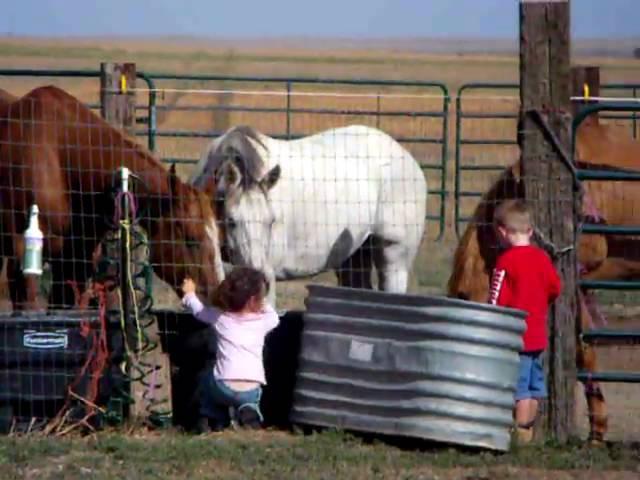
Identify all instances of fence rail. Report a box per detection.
[133,73,450,238]
[454,82,640,237]
[0,69,450,238]
[573,101,640,399]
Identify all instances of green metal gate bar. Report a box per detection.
[0,68,157,153]
[573,100,640,384]
[454,83,518,238]
[135,73,450,239]
[454,82,640,237]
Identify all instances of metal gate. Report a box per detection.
[133,74,450,239]
[572,100,640,441]
[0,68,157,153]
[573,100,640,378]
[454,82,640,237]
[0,69,450,237]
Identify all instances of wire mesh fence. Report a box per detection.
[139,84,446,310]
[572,108,640,443]
[1,72,640,443]
[0,85,223,431]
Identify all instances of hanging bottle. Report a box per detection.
[23,204,44,276]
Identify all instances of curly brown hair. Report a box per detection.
[212,266,269,312]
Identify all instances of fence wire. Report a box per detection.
[1,76,640,443]
[574,112,640,443]
[0,87,222,431]
[144,85,445,310]
[450,96,640,443]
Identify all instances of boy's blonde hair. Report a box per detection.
[493,199,532,233]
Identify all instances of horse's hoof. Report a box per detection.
[588,434,606,447]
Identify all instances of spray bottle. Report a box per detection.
[23,204,44,276]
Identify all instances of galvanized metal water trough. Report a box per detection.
[289,285,527,451]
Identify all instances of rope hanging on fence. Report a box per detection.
[42,172,171,434]
[110,174,172,427]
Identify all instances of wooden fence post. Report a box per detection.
[100,62,136,136]
[519,0,577,443]
[100,62,173,425]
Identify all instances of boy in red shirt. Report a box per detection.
[488,199,561,444]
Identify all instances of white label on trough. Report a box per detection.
[348,340,374,362]
[23,330,69,350]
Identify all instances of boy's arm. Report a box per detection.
[182,292,222,326]
[488,255,510,306]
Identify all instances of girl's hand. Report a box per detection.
[181,277,197,295]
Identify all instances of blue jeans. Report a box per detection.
[198,369,263,428]
[515,351,547,401]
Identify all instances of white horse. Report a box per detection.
[190,125,427,305]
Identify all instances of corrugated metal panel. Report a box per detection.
[290,285,527,451]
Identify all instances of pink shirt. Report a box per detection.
[182,292,280,385]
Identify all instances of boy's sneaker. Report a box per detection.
[516,426,534,444]
[237,405,262,430]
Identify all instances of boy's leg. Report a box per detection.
[515,399,535,425]
[514,353,535,443]
[528,352,548,423]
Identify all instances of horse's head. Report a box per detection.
[150,164,224,302]
[214,159,281,275]
[192,126,281,280]
[447,162,524,302]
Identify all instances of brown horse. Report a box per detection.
[447,119,640,443]
[0,85,224,310]
[0,88,16,110]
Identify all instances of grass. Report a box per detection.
[0,429,638,479]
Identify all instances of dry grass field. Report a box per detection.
[1,37,640,446]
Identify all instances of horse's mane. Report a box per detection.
[447,163,522,300]
[0,87,16,109]
[15,86,202,198]
[195,125,268,189]
[0,87,18,131]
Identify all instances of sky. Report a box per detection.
[1,0,637,39]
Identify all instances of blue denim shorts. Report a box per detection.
[198,369,263,427]
[515,351,547,401]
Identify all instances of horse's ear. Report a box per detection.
[511,160,522,183]
[168,163,178,197]
[260,165,281,191]
[220,161,242,192]
[201,174,217,197]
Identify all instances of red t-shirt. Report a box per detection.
[488,245,561,352]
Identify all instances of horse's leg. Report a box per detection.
[577,289,608,444]
[6,258,40,311]
[6,257,26,311]
[335,237,373,289]
[6,229,42,311]
[372,237,410,293]
[582,257,640,282]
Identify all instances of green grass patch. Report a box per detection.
[0,429,637,479]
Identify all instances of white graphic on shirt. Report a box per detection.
[489,268,506,305]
